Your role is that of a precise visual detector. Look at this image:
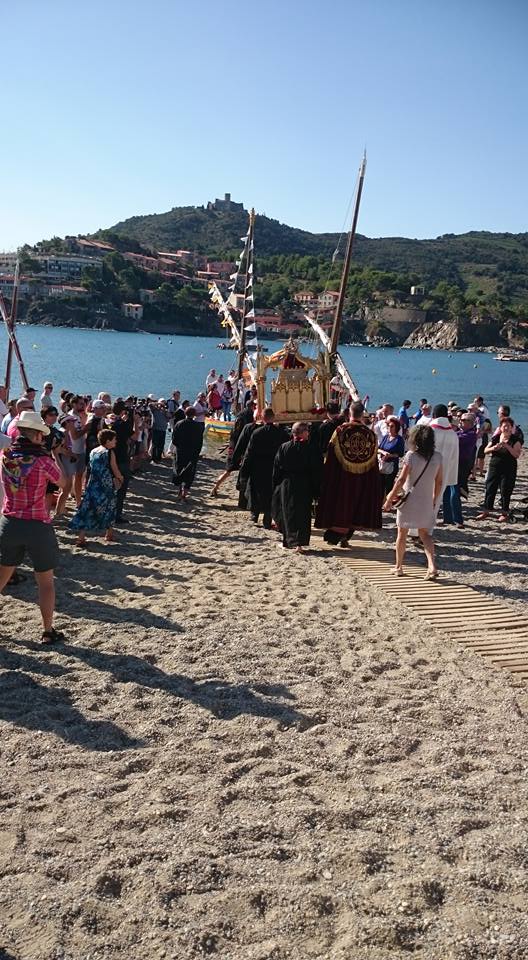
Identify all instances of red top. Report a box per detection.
[1,451,61,523]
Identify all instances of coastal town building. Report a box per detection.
[122,303,144,321]
[65,237,115,255]
[207,261,235,278]
[122,252,159,272]
[49,284,89,298]
[0,275,35,297]
[293,290,316,305]
[40,255,102,280]
[139,289,158,304]
[318,291,340,311]
[0,253,18,275]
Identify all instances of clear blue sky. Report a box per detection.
[2,0,527,249]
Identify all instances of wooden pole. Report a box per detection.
[237,208,255,399]
[329,153,367,355]
[1,262,30,393]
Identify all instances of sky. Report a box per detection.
[2,0,527,249]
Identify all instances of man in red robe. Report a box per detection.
[315,401,382,547]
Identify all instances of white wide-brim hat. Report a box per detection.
[18,410,50,435]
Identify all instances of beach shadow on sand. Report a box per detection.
[0,649,140,753]
[21,641,313,730]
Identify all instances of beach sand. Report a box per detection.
[1,451,527,960]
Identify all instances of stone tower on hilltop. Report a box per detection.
[207,192,245,213]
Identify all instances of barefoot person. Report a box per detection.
[69,429,123,546]
[0,410,66,644]
[384,424,443,579]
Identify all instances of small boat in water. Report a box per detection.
[494,352,528,362]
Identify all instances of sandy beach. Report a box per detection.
[1,450,527,960]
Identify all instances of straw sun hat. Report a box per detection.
[17,410,50,435]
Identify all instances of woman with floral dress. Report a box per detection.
[69,429,123,546]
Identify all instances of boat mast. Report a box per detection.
[329,153,367,355]
[1,259,30,393]
[237,207,255,384]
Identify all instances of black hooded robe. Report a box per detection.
[241,423,289,524]
[272,439,321,547]
[172,419,203,488]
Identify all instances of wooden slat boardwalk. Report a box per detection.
[326,537,528,683]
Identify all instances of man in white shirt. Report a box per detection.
[418,403,433,425]
[40,382,54,410]
[373,403,394,443]
[205,369,217,390]
[194,393,208,440]
[429,404,459,529]
[0,385,8,420]
[474,395,489,420]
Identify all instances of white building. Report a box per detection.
[122,303,143,321]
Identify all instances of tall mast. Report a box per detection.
[1,260,29,392]
[329,153,367,354]
[237,207,255,383]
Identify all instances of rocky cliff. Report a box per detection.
[403,319,506,350]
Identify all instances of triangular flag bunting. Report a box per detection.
[245,308,255,318]
[229,272,238,280]
[244,323,257,332]
[247,277,253,287]
[240,235,248,242]
[246,339,258,347]
[248,264,253,275]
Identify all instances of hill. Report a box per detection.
[100,205,528,304]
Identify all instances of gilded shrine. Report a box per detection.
[256,337,331,422]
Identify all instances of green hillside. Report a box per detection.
[99,206,528,306]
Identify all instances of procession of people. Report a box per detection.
[0,374,525,644]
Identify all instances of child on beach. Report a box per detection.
[69,429,123,546]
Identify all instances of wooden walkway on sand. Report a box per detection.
[332,538,528,684]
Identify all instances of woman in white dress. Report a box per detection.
[383,424,443,579]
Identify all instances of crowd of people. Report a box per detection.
[211,392,525,578]
[0,376,524,644]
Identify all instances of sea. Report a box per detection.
[3,325,527,427]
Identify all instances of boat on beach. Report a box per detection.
[204,417,234,437]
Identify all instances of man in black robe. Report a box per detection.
[240,408,289,527]
[313,400,347,459]
[272,422,321,552]
[211,400,255,498]
[172,406,203,500]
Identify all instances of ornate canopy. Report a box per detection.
[256,337,331,422]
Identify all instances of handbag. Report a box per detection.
[378,455,394,476]
[391,455,432,509]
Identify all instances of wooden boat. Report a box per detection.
[204,417,234,439]
[209,162,366,422]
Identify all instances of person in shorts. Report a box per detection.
[0,410,66,644]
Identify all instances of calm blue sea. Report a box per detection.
[2,325,527,427]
